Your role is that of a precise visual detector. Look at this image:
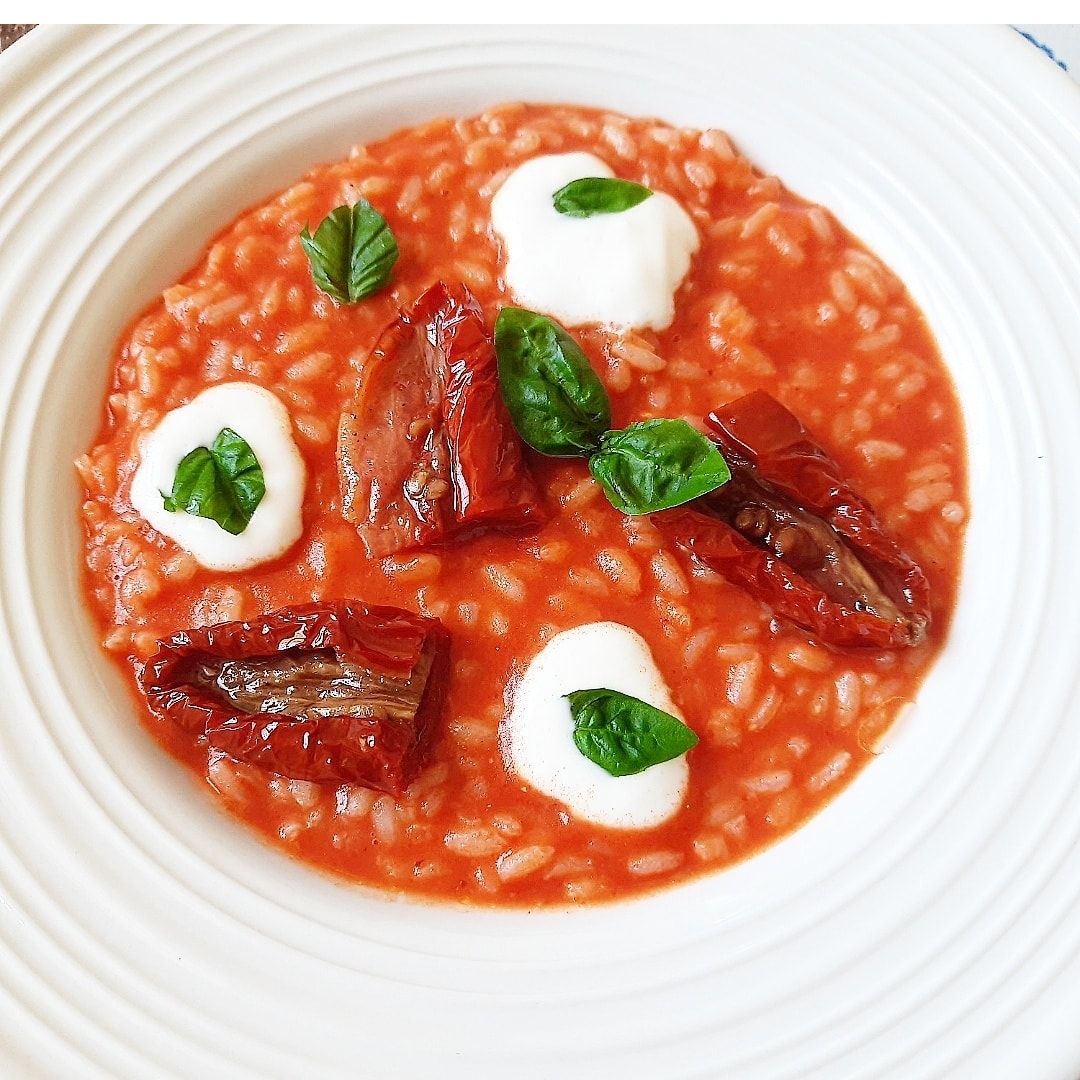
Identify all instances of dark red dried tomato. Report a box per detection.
[655,390,930,648]
[338,280,544,557]
[139,600,450,792]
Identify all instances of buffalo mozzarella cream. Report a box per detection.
[130,382,305,572]
[490,152,699,330]
[502,622,691,829]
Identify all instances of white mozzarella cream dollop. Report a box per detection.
[502,622,691,830]
[130,382,305,572]
[490,152,700,331]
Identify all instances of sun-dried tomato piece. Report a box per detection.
[139,600,450,792]
[655,390,930,648]
[338,281,544,558]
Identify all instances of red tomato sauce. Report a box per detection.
[77,104,967,904]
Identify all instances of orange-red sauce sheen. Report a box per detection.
[79,104,966,905]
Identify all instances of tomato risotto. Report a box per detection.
[77,104,966,904]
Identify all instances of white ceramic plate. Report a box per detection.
[1,25,1079,1080]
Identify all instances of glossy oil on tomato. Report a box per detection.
[78,104,967,905]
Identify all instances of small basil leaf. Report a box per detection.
[160,427,265,536]
[566,688,698,777]
[300,198,398,304]
[552,177,653,218]
[494,307,611,457]
[588,418,730,516]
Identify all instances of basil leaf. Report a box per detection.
[299,198,398,304]
[494,307,611,457]
[566,688,698,777]
[589,418,730,516]
[161,427,265,536]
[553,176,653,218]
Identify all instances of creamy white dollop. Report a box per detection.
[490,152,699,330]
[130,382,305,571]
[501,622,691,830]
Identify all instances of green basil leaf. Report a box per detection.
[589,418,730,515]
[299,198,398,304]
[566,688,698,777]
[161,427,265,535]
[494,307,611,457]
[552,177,653,218]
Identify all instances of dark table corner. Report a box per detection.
[0,24,36,53]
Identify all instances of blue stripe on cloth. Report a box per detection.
[1014,28,1069,71]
